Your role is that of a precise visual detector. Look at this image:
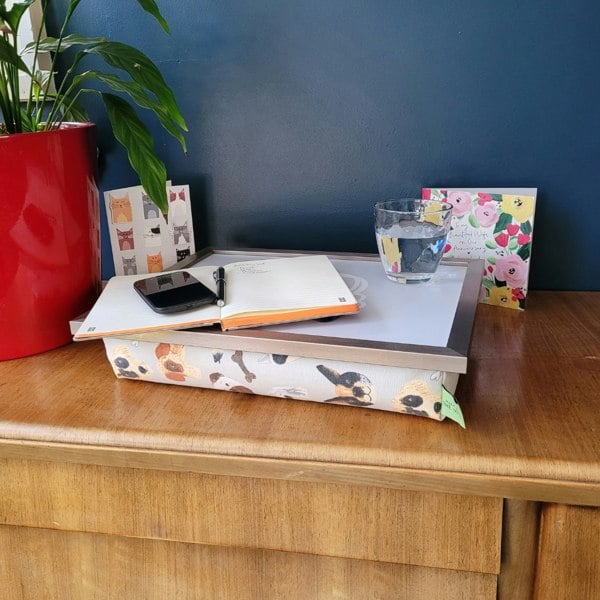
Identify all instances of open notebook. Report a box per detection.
[74,254,359,340]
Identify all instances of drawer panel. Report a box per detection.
[0,458,502,573]
[534,504,600,600]
[0,525,498,600]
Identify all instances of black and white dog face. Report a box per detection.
[316,364,375,407]
[111,346,150,379]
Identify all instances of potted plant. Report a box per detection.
[0,0,187,360]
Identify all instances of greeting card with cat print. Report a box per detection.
[422,188,537,310]
[104,183,196,276]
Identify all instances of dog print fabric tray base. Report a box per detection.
[105,337,456,421]
[97,250,483,422]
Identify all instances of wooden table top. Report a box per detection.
[1,291,598,505]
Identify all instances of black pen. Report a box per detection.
[213,267,226,307]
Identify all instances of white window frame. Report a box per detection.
[9,0,55,100]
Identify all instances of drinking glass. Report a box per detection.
[374,199,453,283]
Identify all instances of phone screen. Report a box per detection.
[133,271,217,313]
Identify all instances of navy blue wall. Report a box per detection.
[52,1,600,289]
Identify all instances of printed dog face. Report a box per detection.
[155,343,198,382]
[111,346,151,379]
[316,364,375,407]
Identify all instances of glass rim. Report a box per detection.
[375,199,452,214]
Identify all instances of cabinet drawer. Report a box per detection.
[0,458,502,574]
[534,504,600,599]
[0,525,498,600]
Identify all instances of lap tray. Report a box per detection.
[96,249,483,421]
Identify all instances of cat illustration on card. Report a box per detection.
[109,194,133,223]
[146,252,163,273]
[116,227,134,251]
[172,223,190,245]
[144,223,162,247]
[176,248,190,262]
[122,256,137,275]
[168,187,188,227]
[142,193,160,220]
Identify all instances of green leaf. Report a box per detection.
[517,243,531,261]
[520,220,532,235]
[482,277,494,289]
[487,256,496,264]
[75,70,186,152]
[0,35,30,73]
[29,34,107,54]
[67,1,84,18]
[2,0,187,148]
[0,0,35,32]
[101,92,168,217]
[135,0,170,33]
[493,212,513,234]
[485,240,497,249]
[468,213,479,228]
[88,41,187,131]
[508,238,519,251]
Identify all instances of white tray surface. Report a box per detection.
[195,253,466,349]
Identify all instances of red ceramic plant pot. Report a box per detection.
[0,123,101,360]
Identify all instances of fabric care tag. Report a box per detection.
[441,386,466,428]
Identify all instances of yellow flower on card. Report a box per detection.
[501,195,534,222]
[380,235,401,268]
[424,201,444,226]
[487,286,521,309]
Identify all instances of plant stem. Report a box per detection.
[39,0,74,131]
[26,0,51,125]
[0,30,21,132]
[43,53,84,127]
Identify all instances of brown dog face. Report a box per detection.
[393,380,441,418]
[155,343,197,382]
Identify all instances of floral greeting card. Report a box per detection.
[104,183,196,276]
[422,188,537,310]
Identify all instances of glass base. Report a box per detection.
[384,272,433,284]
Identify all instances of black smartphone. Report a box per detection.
[133,271,217,314]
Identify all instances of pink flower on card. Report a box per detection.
[477,193,493,204]
[474,202,499,228]
[495,255,528,288]
[447,191,472,217]
[495,232,509,247]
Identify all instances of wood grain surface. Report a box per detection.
[534,503,600,599]
[0,458,502,573]
[0,291,598,599]
[0,526,497,600]
[0,292,598,504]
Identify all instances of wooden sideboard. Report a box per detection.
[0,291,598,599]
